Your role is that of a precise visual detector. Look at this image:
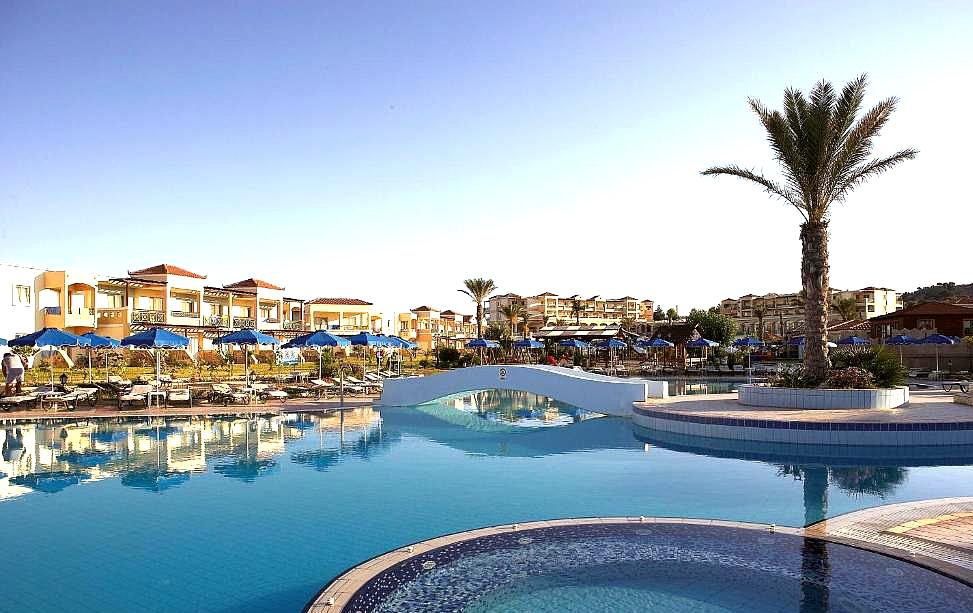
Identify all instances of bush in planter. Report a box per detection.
[824,367,874,389]
[768,365,814,388]
[831,347,906,388]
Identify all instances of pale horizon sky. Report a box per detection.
[2,1,971,322]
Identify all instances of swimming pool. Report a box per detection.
[345,522,973,613]
[2,390,972,612]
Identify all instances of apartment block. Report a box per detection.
[304,298,383,335]
[720,287,902,338]
[487,292,654,333]
[2,262,382,353]
[397,306,477,350]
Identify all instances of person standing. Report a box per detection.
[2,351,26,396]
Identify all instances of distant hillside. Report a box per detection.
[901,282,973,305]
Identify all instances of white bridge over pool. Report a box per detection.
[377,365,668,417]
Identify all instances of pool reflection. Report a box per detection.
[0,408,383,499]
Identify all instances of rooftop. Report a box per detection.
[224,278,285,291]
[128,264,206,279]
[306,297,373,306]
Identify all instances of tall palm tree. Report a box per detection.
[459,278,497,339]
[703,75,916,382]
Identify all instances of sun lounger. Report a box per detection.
[345,375,381,392]
[942,381,970,393]
[166,388,192,407]
[251,383,288,403]
[118,384,153,409]
[324,378,365,395]
[0,395,38,411]
[209,384,251,406]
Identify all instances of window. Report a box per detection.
[964,320,973,336]
[867,304,875,312]
[13,285,31,306]
[104,294,123,308]
[917,318,936,330]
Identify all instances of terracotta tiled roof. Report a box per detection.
[869,301,973,321]
[225,278,284,291]
[307,297,373,306]
[828,318,871,332]
[129,264,206,279]
[410,305,437,312]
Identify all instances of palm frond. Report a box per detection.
[833,149,918,201]
[701,165,807,219]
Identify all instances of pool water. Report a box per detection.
[653,378,745,395]
[357,523,973,613]
[1,390,972,612]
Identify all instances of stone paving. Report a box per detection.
[805,497,973,584]
[637,388,973,424]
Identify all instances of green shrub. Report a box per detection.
[824,367,874,389]
[769,365,814,388]
[831,347,906,388]
[437,347,460,367]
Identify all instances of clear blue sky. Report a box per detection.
[2,1,971,318]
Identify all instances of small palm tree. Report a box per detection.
[499,303,528,338]
[571,299,583,324]
[703,75,916,382]
[459,278,497,339]
[832,296,859,321]
[752,305,768,340]
[665,307,678,325]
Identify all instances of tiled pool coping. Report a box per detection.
[632,396,973,445]
[304,510,973,612]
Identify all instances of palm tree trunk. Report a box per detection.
[800,221,831,382]
[476,303,483,338]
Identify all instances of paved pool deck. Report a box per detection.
[306,498,973,611]
[806,497,973,584]
[637,388,972,424]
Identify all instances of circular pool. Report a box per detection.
[313,520,973,612]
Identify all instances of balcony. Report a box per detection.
[170,310,200,320]
[233,317,256,329]
[132,309,166,324]
[281,320,303,331]
[97,308,128,324]
[206,315,228,327]
[65,307,96,328]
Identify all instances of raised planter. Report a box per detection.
[738,384,909,410]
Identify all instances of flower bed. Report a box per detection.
[738,384,909,410]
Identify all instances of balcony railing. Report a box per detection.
[43,306,61,315]
[233,317,256,329]
[170,310,200,319]
[132,309,166,324]
[97,308,126,323]
[206,315,228,327]
[281,320,303,330]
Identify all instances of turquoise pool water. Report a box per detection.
[1,390,972,612]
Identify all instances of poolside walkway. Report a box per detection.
[0,396,378,422]
[806,497,973,584]
[637,388,972,424]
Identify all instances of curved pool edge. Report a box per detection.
[303,512,973,612]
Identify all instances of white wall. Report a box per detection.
[378,365,655,416]
[0,263,41,341]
